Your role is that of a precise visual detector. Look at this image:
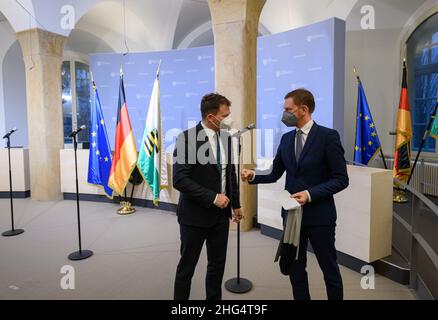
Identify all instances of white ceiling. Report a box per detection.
[172,0,211,49]
[67,0,360,54]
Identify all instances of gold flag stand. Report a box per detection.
[117,201,136,215]
[393,187,408,203]
[116,168,143,215]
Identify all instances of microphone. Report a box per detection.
[3,127,17,139]
[231,123,256,138]
[69,125,87,138]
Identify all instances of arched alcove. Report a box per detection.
[2,40,27,147]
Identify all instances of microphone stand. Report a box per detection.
[225,131,253,293]
[68,132,93,261]
[2,133,24,237]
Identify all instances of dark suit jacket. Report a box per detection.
[250,122,349,226]
[173,122,241,228]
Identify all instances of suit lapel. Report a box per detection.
[195,122,218,175]
[195,122,209,152]
[286,130,297,168]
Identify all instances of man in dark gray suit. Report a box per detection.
[173,93,243,300]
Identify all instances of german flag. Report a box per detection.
[108,68,138,195]
[393,61,412,183]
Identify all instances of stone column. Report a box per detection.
[16,29,66,201]
[208,0,266,231]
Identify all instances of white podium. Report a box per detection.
[258,164,393,263]
[0,148,30,197]
[334,165,393,263]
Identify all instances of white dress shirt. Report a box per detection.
[201,122,227,204]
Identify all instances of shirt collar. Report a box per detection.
[201,121,217,138]
[297,119,314,135]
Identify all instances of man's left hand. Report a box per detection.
[292,191,309,205]
[232,208,244,223]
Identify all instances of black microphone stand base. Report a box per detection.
[68,249,93,261]
[2,229,24,237]
[225,278,253,294]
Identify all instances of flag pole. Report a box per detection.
[115,62,136,215]
[354,66,388,169]
[353,66,360,165]
[157,60,162,77]
[393,59,411,202]
[407,96,438,185]
[90,71,96,91]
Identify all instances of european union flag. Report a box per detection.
[87,82,113,198]
[354,80,382,166]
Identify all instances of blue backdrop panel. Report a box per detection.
[90,18,345,157]
[257,18,345,157]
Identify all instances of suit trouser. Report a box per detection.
[289,225,343,300]
[174,220,229,300]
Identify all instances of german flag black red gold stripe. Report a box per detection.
[393,61,412,182]
[108,72,138,195]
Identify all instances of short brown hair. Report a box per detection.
[200,93,231,119]
[284,89,315,113]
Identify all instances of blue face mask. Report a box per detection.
[281,111,298,127]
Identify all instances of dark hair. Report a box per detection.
[200,93,231,119]
[284,89,315,113]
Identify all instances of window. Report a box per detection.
[62,61,72,144]
[61,60,91,145]
[407,13,438,155]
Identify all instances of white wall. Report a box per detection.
[0,19,17,143]
[3,40,27,147]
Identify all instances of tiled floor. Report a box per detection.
[0,198,414,300]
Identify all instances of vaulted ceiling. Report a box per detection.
[0,0,431,56]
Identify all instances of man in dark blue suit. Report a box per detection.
[242,89,349,300]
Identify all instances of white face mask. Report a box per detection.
[220,115,234,130]
[210,114,234,131]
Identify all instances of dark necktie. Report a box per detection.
[215,132,221,175]
[295,129,304,162]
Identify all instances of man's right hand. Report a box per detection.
[214,194,230,209]
[241,169,255,182]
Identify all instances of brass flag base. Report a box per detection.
[117,201,136,215]
[393,188,408,203]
